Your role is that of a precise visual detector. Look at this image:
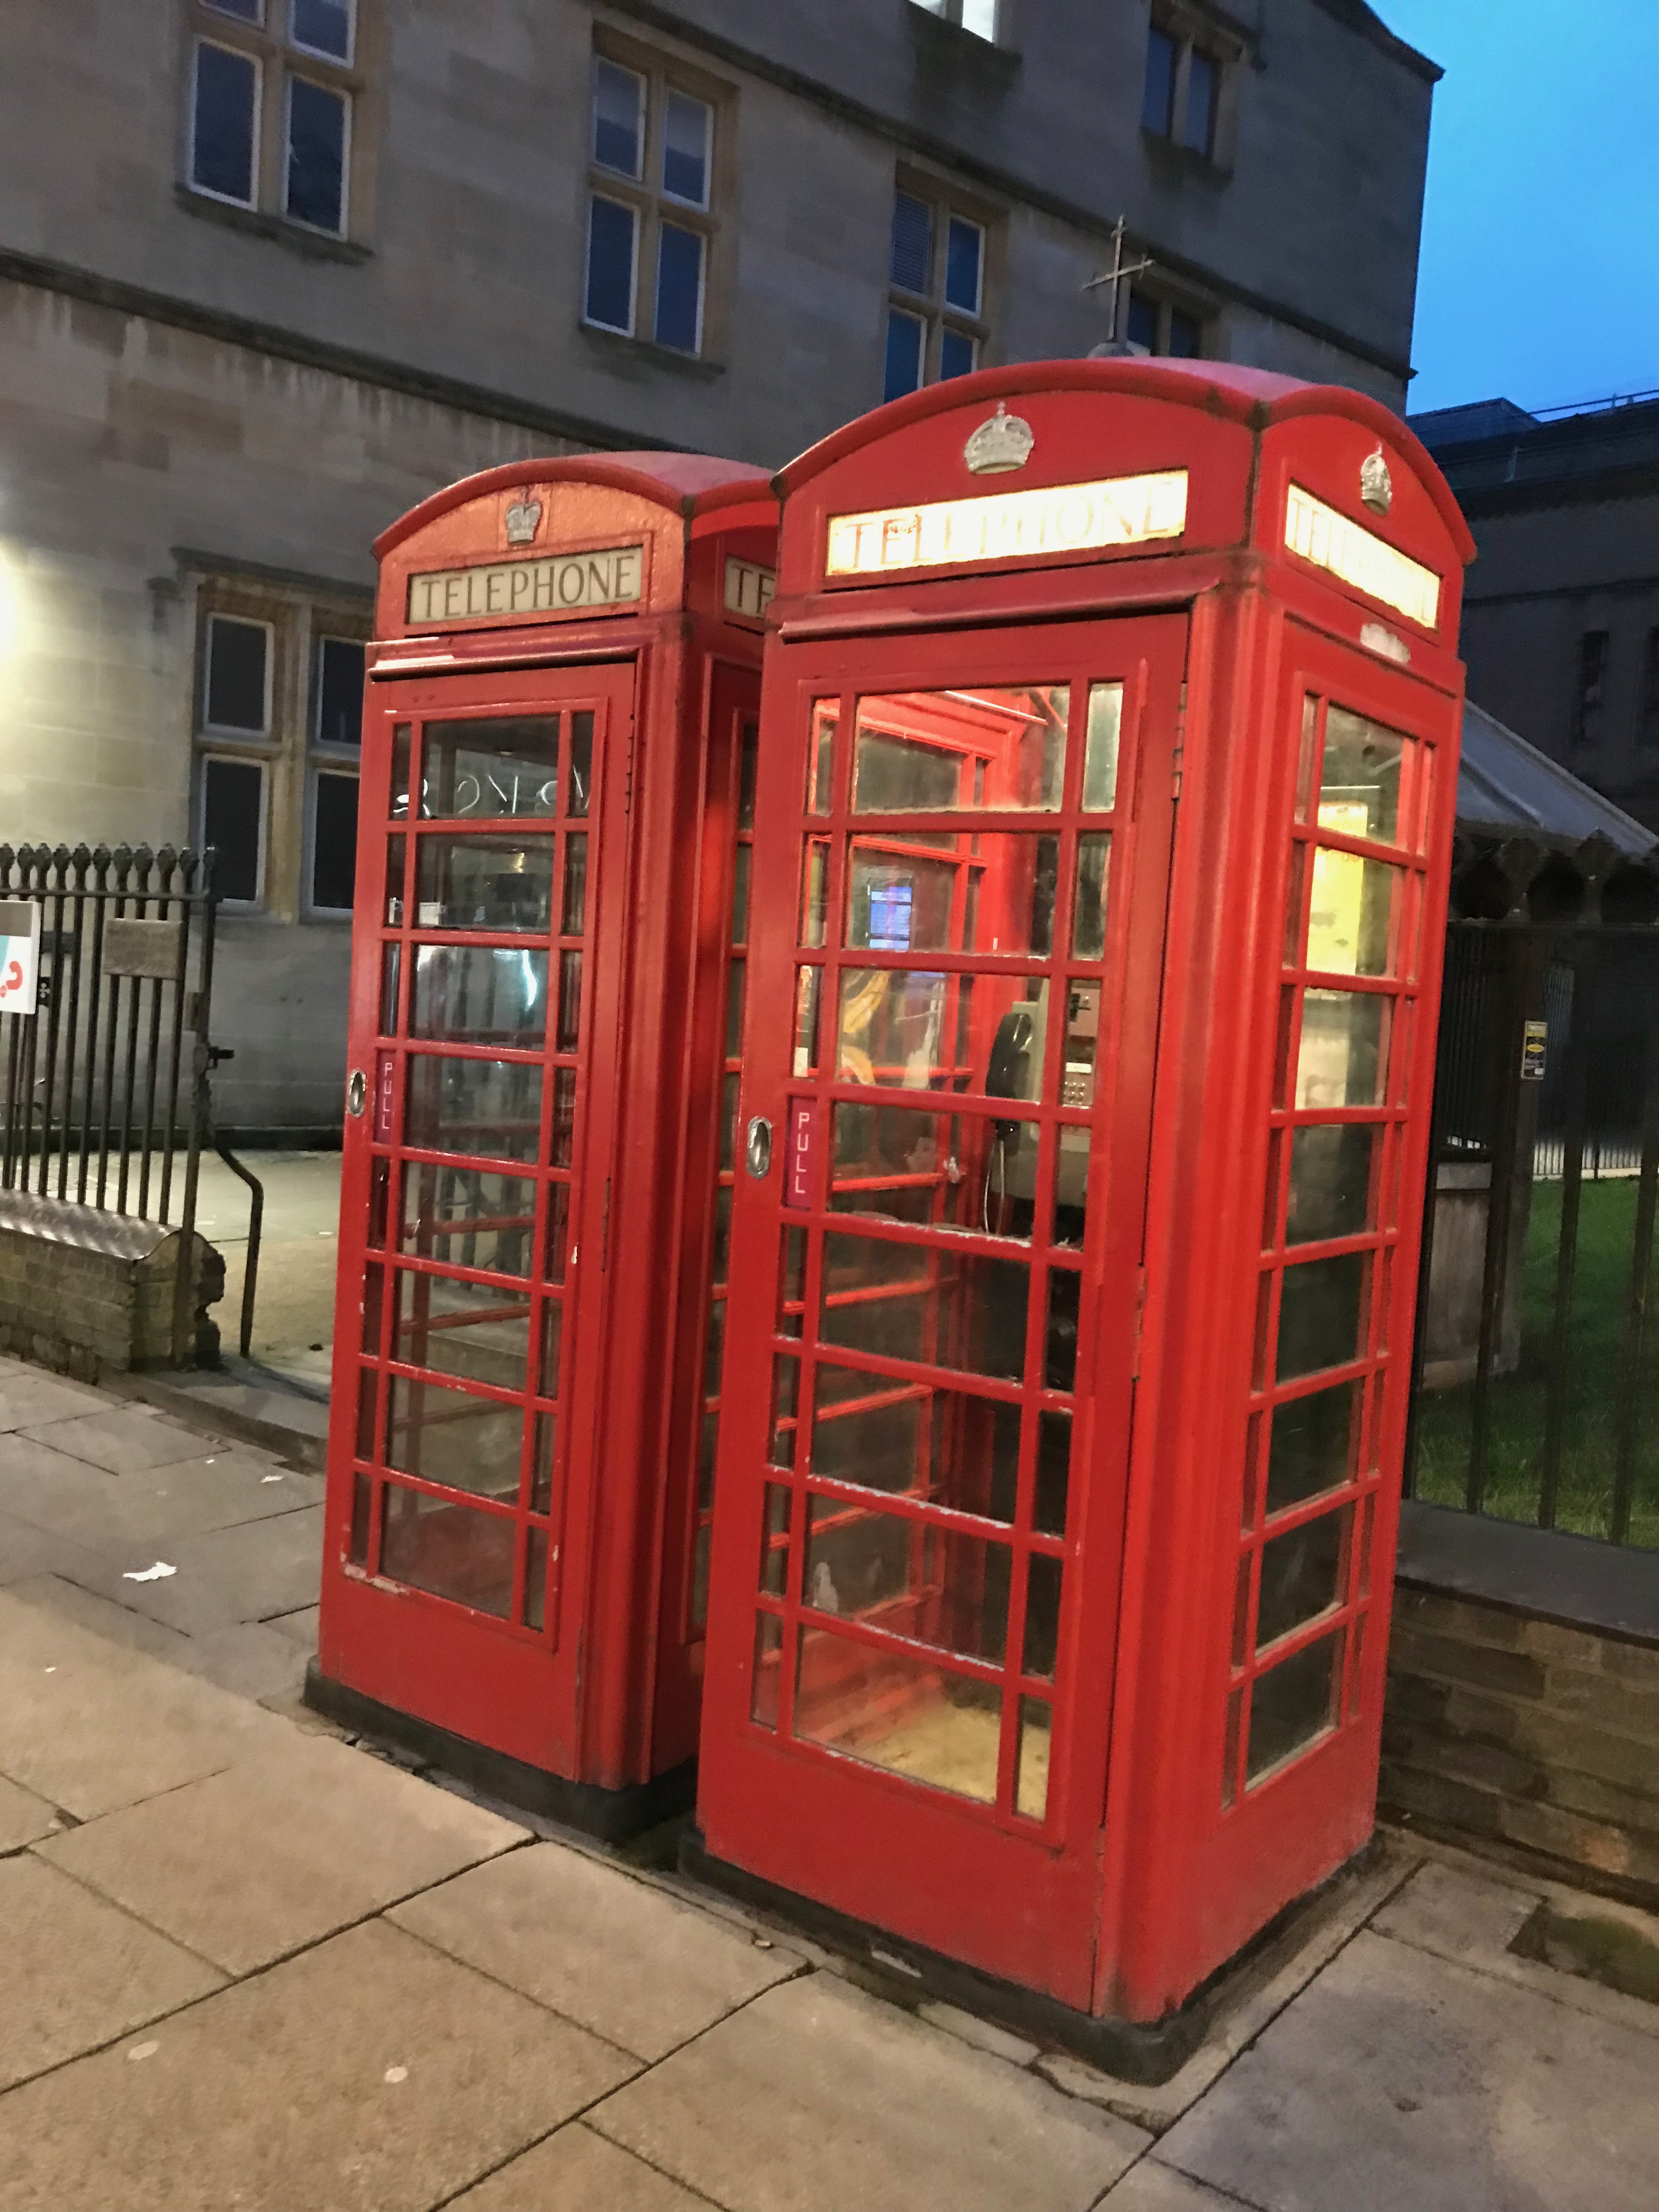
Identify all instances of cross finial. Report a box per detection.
[1083,217,1155,345]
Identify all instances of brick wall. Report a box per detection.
[0,1223,223,1378]
[1383,1584,1659,1903]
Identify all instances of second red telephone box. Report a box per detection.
[692,360,1473,2068]
[310,453,777,1836]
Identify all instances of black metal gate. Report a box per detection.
[0,842,221,1361]
[1408,916,1659,1549]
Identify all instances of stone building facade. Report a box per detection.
[0,0,1437,1130]
[1413,398,1659,836]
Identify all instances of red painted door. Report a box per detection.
[321,661,634,1775]
[699,615,1186,2005]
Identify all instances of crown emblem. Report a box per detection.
[964,403,1035,477]
[504,493,543,546]
[1359,447,1393,516]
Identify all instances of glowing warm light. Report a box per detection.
[825,471,1189,577]
[1283,484,1440,629]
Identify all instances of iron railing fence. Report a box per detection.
[0,840,259,1361]
[1408,919,1659,1549]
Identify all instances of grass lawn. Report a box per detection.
[1412,1176,1659,1550]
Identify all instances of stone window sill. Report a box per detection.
[1141,128,1234,189]
[577,321,726,383]
[174,184,374,266]
[909,10,1022,76]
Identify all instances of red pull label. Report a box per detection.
[374,1051,396,1144]
[786,1099,817,1210]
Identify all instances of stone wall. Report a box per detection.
[0,1202,224,1379]
[1383,1582,1659,1904]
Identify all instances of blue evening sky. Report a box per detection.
[1375,2,1659,416]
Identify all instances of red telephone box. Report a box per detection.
[691,360,1474,2067]
[311,452,778,1836]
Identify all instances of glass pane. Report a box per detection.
[770,1355,799,1466]
[1046,1267,1080,1390]
[529,1413,556,1515]
[311,772,358,912]
[662,88,710,204]
[738,719,760,829]
[1266,1380,1361,1515]
[206,615,268,732]
[1286,1124,1378,1245]
[752,1612,783,1728]
[409,945,548,1044]
[846,836,1058,958]
[1016,1698,1051,1821]
[1248,1632,1339,1780]
[890,190,932,292]
[540,1300,562,1398]
[523,1526,548,1631]
[1319,709,1405,847]
[725,959,745,1058]
[415,837,556,933]
[550,1069,576,1167]
[391,730,412,823]
[405,1054,542,1165]
[393,1273,531,1394]
[386,1374,522,1501]
[793,969,822,1077]
[380,1489,515,1617]
[557,950,583,1050]
[820,1233,1029,1383]
[944,216,984,315]
[398,1166,538,1278]
[1071,834,1111,960]
[811,1372,1020,1520]
[1052,1124,1090,1246]
[420,719,559,821]
[730,842,752,944]
[654,221,704,352]
[1295,990,1389,1109]
[1276,1252,1367,1383]
[1142,22,1176,133]
[193,42,257,201]
[939,329,978,381]
[286,77,346,232]
[831,1103,1034,1236]
[760,1484,792,1595]
[1183,48,1217,155]
[202,760,263,904]
[804,1502,1010,1667]
[1082,682,1122,810]
[836,969,1045,1091]
[592,58,642,174]
[1022,1553,1062,1679]
[1257,1508,1348,1649]
[568,714,593,817]
[562,835,588,936]
[1307,851,1401,977]
[855,689,1068,813]
[884,309,925,404]
[292,0,351,57]
[385,833,406,926]
[1035,1410,1070,1534]
[793,1630,1000,1804]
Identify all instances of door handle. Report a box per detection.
[346,1069,367,1118]
[746,1115,773,1178]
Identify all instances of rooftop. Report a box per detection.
[1409,390,1659,512]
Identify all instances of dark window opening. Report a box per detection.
[315,638,365,748]
[1570,630,1610,751]
[203,759,264,904]
[205,616,269,735]
[191,42,258,204]
[312,771,359,911]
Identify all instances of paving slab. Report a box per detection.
[0,1856,222,2091]
[589,1972,1148,2212]
[39,1729,526,1973]
[0,1507,121,1590]
[450,2122,714,2210]
[0,1917,637,2212]
[0,1587,285,1818]
[1155,1928,1659,2212]
[1100,2163,1255,2211]
[3,1570,199,1663]
[176,1618,313,1701]
[264,1602,319,1646]
[1373,1856,1659,2041]
[0,1773,63,1852]
[0,1431,315,1554]
[62,1503,325,1635]
[0,1370,111,1431]
[391,1841,804,2063]
[22,1404,214,1474]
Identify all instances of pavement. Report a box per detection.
[2,1350,1658,2210]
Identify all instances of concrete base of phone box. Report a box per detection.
[303,1660,695,1844]
[680,1827,1382,2086]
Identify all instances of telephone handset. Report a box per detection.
[984,984,1096,1212]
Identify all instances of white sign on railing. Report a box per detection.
[0,901,40,1015]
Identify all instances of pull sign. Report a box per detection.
[786,1100,817,1209]
[1520,1020,1548,1083]
[374,1051,396,1142]
[0,900,41,1015]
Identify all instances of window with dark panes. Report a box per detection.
[191,41,259,203]
[1142,24,1177,134]
[286,75,348,231]
[1143,19,1228,165]
[884,183,991,402]
[183,0,361,236]
[204,615,270,735]
[311,771,359,911]
[315,637,365,749]
[1640,629,1659,751]
[1570,630,1610,751]
[585,52,718,356]
[1184,48,1218,156]
[202,758,266,905]
[1125,289,1205,360]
